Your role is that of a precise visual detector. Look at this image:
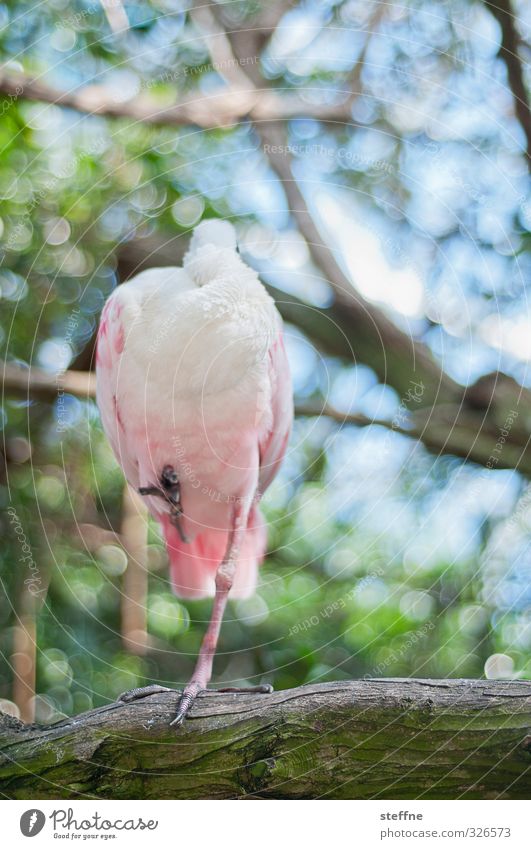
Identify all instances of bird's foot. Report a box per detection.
[118,684,175,703]
[118,682,273,724]
[170,681,202,727]
[138,466,181,502]
[138,466,189,543]
[169,683,273,727]
[118,683,203,726]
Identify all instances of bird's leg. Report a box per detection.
[169,565,235,725]
[170,501,248,727]
[118,493,272,722]
[138,465,189,542]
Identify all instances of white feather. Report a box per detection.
[96,222,281,511]
[96,220,293,599]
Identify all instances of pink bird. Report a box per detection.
[95,220,293,725]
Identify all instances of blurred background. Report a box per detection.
[0,0,530,724]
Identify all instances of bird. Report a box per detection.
[95,219,293,726]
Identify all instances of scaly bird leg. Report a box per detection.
[170,500,250,727]
[118,492,272,722]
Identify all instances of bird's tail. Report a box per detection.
[160,507,267,600]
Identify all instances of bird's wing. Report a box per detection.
[95,284,141,486]
[95,267,196,488]
[258,331,293,497]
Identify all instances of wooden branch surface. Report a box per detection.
[1,679,530,799]
[0,71,357,129]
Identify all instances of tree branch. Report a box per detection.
[0,12,462,408]
[100,0,129,34]
[4,7,522,414]
[4,356,531,475]
[0,71,360,129]
[187,9,531,474]
[197,6,461,409]
[1,680,529,799]
[484,0,531,167]
[255,120,462,404]
[1,359,95,400]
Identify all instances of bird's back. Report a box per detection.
[96,222,292,598]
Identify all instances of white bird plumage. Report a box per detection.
[96,220,292,602]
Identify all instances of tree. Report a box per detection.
[0,0,530,776]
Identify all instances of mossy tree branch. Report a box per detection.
[1,680,530,799]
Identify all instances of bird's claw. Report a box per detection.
[138,485,161,497]
[138,465,189,543]
[169,683,274,726]
[168,710,186,728]
[169,511,190,543]
[118,682,274,727]
[169,683,202,727]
